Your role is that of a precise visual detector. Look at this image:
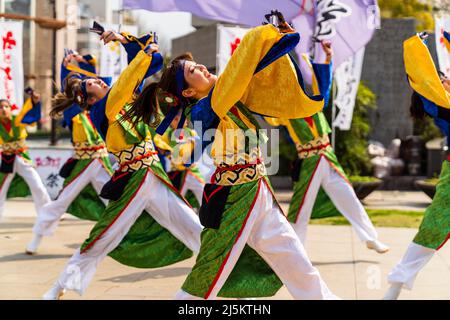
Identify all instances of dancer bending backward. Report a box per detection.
[43,30,202,300]
[265,41,389,253]
[384,32,450,300]
[0,92,50,220]
[132,18,339,299]
[27,51,114,255]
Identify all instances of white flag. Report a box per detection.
[0,22,23,112]
[333,47,365,131]
[99,24,139,82]
[435,15,450,77]
[217,25,250,74]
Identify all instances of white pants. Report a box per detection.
[180,171,205,206]
[32,159,111,236]
[0,155,50,219]
[54,170,203,295]
[293,156,378,244]
[176,181,338,300]
[387,242,435,290]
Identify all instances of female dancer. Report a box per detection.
[43,30,202,299]
[129,14,338,300]
[384,32,449,299]
[0,92,51,219]
[266,41,389,253]
[26,51,114,254]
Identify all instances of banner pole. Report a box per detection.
[331,80,337,150]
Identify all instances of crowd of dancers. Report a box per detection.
[0,12,448,300]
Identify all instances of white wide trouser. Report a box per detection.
[292,156,378,244]
[387,242,435,290]
[0,156,50,219]
[32,159,111,236]
[176,181,338,300]
[54,170,203,295]
[180,171,205,206]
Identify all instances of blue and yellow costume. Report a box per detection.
[403,34,449,250]
[56,53,114,221]
[0,98,45,199]
[158,24,333,299]
[76,32,196,268]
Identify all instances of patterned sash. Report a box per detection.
[212,148,267,186]
[113,139,160,172]
[296,135,332,159]
[1,139,28,155]
[73,141,109,159]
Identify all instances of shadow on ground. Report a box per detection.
[101,267,192,283]
[0,253,72,262]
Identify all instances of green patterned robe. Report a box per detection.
[182,102,283,298]
[78,113,193,268]
[413,160,450,250]
[285,112,349,223]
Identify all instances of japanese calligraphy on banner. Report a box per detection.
[27,148,73,199]
[99,23,138,82]
[435,15,450,77]
[217,25,250,74]
[0,22,23,112]
[333,47,365,131]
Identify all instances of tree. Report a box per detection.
[378,0,434,31]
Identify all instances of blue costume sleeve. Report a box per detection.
[311,61,333,109]
[78,54,97,74]
[21,101,42,124]
[62,104,83,131]
[89,94,109,141]
[254,33,300,74]
[419,94,450,138]
[122,34,152,64]
[122,35,164,93]
[187,91,220,164]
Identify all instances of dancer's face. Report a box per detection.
[182,61,217,100]
[0,100,12,120]
[85,78,109,105]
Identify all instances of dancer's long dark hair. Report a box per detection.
[122,52,194,128]
[410,70,448,120]
[50,75,91,118]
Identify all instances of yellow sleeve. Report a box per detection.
[404,35,450,109]
[264,117,289,127]
[153,134,172,152]
[172,141,195,169]
[14,98,34,127]
[105,51,153,122]
[212,24,324,119]
[211,25,284,118]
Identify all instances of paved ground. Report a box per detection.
[0,191,449,300]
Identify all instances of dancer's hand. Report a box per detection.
[144,43,159,56]
[419,32,429,40]
[63,53,88,67]
[100,30,128,45]
[31,92,41,104]
[321,41,333,63]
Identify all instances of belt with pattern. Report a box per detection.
[113,140,160,172]
[296,135,332,159]
[212,158,267,186]
[73,141,109,159]
[1,139,28,155]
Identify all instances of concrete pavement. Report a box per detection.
[0,191,449,300]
